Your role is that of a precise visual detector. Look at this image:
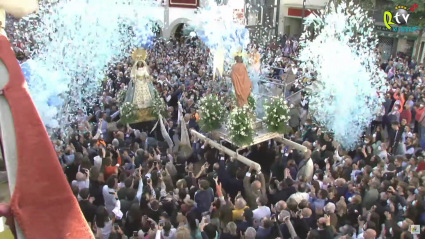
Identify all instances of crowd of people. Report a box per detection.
[5,15,425,238]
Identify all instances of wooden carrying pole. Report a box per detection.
[190,129,261,171]
[274,137,308,153]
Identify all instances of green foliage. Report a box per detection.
[263,98,290,134]
[198,94,226,132]
[248,94,256,112]
[302,1,376,46]
[116,89,127,106]
[230,92,256,112]
[150,90,167,118]
[119,102,138,124]
[227,105,255,147]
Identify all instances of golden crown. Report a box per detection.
[131,48,147,61]
[395,5,407,10]
[231,47,246,58]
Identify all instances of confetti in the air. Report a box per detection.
[187,2,250,72]
[15,0,161,131]
[298,1,388,150]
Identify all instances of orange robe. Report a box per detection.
[230,62,252,108]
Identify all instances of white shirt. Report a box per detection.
[253,206,271,224]
[72,178,89,191]
[96,220,112,239]
[378,150,388,161]
[94,156,102,170]
[355,232,364,239]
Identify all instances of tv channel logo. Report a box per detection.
[383,4,420,32]
[409,225,420,235]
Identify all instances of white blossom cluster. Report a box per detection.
[263,98,290,133]
[117,90,127,106]
[198,94,225,131]
[151,91,166,117]
[120,102,138,121]
[298,1,387,150]
[227,105,255,146]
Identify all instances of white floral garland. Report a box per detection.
[229,92,256,111]
[116,89,127,106]
[263,97,290,134]
[227,105,255,147]
[120,102,138,124]
[198,94,226,132]
[151,90,166,117]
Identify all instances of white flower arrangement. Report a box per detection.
[198,94,226,132]
[263,97,290,134]
[230,92,256,111]
[116,89,127,106]
[227,105,255,147]
[151,90,167,118]
[247,94,256,111]
[120,102,138,124]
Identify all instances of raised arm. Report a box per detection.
[136,166,144,202]
[258,170,266,195]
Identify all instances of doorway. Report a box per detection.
[419,41,424,63]
[173,23,185,40]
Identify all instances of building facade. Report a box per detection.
[278,0,328,37]
[156,0,424,62]
[370,0,424,62]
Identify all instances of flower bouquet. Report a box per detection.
[116,89,127,106]
[120,102,138,124]
[198,94,226,132]
[227,105,255,147]
[263,97,290,134]
[151,90,167,118]
[247,94,256,112]
[230,92,256,112]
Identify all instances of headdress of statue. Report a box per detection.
[231,46,247,58]
[131,48,148,62]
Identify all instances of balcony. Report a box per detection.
[281,0,327,9]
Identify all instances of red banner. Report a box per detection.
[169,0,198,9]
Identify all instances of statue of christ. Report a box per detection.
[230,55,252,108]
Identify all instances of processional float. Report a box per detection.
[189,47,307,172]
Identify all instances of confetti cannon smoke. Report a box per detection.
[187,2,250,74]
[16,0,161,131]
[298,1,387,150]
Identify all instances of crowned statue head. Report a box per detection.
[232,46,244,63]
[131,48,148,66]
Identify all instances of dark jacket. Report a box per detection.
[194,188,214,214]
[274,186,296,202]
[219,233,238,239]
[89,181,105,207]
[243,173,266,209]
[255,227,271,239]
[236,220,253,235]
[218,160,244,201]
[78,200,97,224]
[117,187,132,200]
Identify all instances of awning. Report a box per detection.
[374,25,419,40]
[287,8,319,18]
[375,31,419,40]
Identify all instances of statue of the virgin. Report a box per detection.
[124,48,157,123]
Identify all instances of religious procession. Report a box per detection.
[0,0,424,239]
